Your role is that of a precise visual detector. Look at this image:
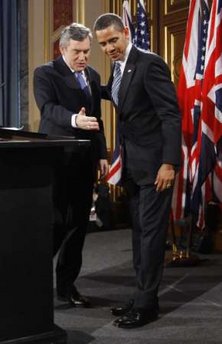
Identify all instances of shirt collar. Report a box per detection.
[62,55,85,75]
[62,55,74,72]
[117,42,133,74]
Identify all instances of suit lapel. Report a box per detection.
[84,67,94,113]
[118,47,138,114]
[54,57,93,113]
[118,64,135,113]
[54,56,79,90]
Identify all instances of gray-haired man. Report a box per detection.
[34,22,108,307]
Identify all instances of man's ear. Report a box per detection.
[124,26,130,39]
[59,45,65,55]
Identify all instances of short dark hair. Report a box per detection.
[93,13,125,32]
[59,22,92,48]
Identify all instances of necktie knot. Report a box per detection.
[75,71,90,97]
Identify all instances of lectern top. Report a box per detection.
[0,127,90,149]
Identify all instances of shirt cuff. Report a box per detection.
[71,114,78,128]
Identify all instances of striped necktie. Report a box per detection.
[111,62,122,106]
[108,62,123,185]
[75,71,90,97]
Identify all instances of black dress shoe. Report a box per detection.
[111,299,134,316]
[57,289,91,308]
[113,308,158,329]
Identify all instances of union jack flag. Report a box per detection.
[172,0,210,222]
[192,0,222,226]
[173,0,222,229]
[106,129,123,186]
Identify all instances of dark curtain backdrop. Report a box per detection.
[0,0,20,127]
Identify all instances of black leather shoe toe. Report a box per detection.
[111,299,134,316]
[58,291,91,308]
[113,308,158,329]
[69,293,91,308]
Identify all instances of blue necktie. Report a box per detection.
[75,71,90,98]
[111,62,122,106]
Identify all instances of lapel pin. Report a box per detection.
[128,69,132,73]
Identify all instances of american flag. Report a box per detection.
[172,0,210,222]
[134,0,150,51]
[107,0,150,185]
[192,0,222,226]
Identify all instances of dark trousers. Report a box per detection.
[53,148,94,296]
[124,178,173,310]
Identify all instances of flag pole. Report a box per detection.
[167,215,200,267]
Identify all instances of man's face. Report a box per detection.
[60,37,91,71]
[95,25,129,62]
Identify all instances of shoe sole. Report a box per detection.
[57,296,91,308]
[113,315,158,329]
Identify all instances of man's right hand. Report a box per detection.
[76,107,99,130]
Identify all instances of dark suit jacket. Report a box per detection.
[33,56,107,162]
[103,46,181,184]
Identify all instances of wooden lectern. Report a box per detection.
[0,128,90,344]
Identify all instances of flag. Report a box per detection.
[106,143,123,186]
[122,0,135,42]
[189,0,210,182]
[134,0,150,51]
[201,0,222,144]
[172,0,210,222]
[192,0,222,226]
[106,125,123,185]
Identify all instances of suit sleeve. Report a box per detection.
[91,72,108,160]
[101,77,113,101]
[144,57,181,168]
[101,66,114,101]
[33,66,73,129]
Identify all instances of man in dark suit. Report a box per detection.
[33,23,108,307]
[94,14,181,328]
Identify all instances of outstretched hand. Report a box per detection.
[76,107,99,130]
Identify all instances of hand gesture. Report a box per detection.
[76,107,99,130]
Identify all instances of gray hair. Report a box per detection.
[93,13,124,32]
[59,22,93,48]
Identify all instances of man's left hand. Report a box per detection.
[98,159,109,179]
[154,163,175,192]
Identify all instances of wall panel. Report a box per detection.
[164,0,190,14]
[158,0,189,85]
